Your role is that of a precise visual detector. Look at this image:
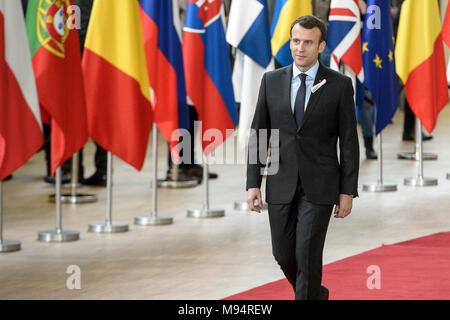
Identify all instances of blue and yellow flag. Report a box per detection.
[270,0,311,66]
[362,0,398,134]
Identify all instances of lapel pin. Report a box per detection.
[311,79,327,93]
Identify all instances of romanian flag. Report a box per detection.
[442,4,450,83]
[0,0,43,180]
[82,0,152,170]
[26,0,88,176]
[183,0,237,153]
[395,0,449,133]
[270,0,312,66]
[139,0,190,156]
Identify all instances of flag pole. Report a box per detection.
[397,119,437,160]
[49,151,97,204]
[404,119,438,186]
[0,181,21,252]
[88,152,128,233]
[38,167,79,242]
[187,153,224,218]
[363,131,397,192]
[135,124,173,225]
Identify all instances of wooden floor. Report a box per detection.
[2,105,450,300]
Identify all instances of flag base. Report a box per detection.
[362,183,397,192]
[404,177,438,186]
[49,193,98,204]
[38,229,79,242]
[134,215,173,226]
[234,200,268,211]
[397,152,438,160]
[156,179,198,189]
[187,208,225,218]
[0,240,21,252]
[88,222,129,233]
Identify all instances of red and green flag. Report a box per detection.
[25,0,88,175]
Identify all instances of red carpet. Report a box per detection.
[224,232,450,300]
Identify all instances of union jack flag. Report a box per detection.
[326,0,364,82]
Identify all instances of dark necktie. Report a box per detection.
[294,73,307,129]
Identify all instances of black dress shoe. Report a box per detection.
[319,285,329,300]
[3,174,12,181]
[366,149,378,160]
[186,165,218,180]
[402,133,433,141]
[166,168,201,183]
[44,172,71,184]
[83,171,106,187]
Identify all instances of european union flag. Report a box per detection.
[362,0,398,135]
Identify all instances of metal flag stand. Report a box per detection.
[363,132,397,192]
[404,119,438,186]
[157,163,199,189]
[187,154,224,218]
[38,167,80,242]
[0,181,21,252]
[49,152,97,204]
[397,120,437,160]
[135,124,173,226]
[88,152,129,233]
[157,128,198,189]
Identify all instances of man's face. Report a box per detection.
[290,24,325,72]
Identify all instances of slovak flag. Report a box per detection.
[327,0,364,82]
[183,0,238,154]
[139,0,190,155]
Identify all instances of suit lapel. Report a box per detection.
[299,63,327,131]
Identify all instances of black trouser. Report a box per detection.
[43,124,105,177]
[267,179,333,300]
[167,105,198,171]
[403,97,415,136]
[93,143,107,175]
[43,124,72,176]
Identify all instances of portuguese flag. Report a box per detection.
[395,0,449,133]
[82,0,152,170]
[25,0,88,176]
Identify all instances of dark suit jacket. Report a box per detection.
[246,62,359,205]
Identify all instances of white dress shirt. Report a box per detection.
[290,60,320,113]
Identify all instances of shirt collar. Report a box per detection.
[292,60,320,81]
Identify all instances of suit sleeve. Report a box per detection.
[338,77,360,197]
[246,73,271,190]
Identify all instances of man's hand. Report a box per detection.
[334,194,353,218]
[247,188,263,213]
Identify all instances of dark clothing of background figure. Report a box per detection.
[167,105,198,171]
[393,0,418,139]
[246,62,359,299]
[77,0,107,177]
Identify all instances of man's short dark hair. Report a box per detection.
[290,15,327,43]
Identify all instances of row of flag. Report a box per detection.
[1,0,450,182]
[328,0,449,135]
[0,0,237,181]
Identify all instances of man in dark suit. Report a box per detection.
[246,15,359,300]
